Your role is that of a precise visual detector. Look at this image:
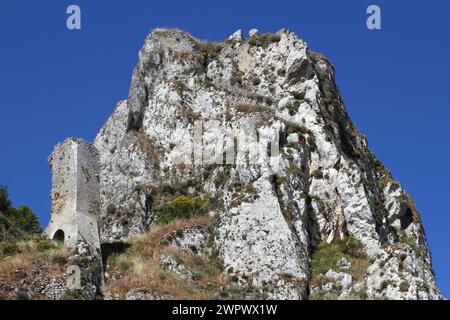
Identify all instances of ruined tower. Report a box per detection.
[45,138,101,249]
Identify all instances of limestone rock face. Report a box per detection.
[93,28,442,300]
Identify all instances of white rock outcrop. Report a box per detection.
[92,28,442,300]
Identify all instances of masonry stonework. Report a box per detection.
[45,138,101,249]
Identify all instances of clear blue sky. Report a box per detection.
[0,0,449,297]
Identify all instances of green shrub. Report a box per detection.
[310,237,368,278]
[251,76,261,86]
[322,83,334,101]
[307,135,317,152]
[399,281,410,292]
[52,255,68,265]
[337,237,366,258]
[11,206,42,234]
[311,170,324,179]
[36,239,56,252]
[316,67,328,82]
[0,186,12,212]
[230,71,244,85]
[288,163,302,176]
[292,91,306,100]
[15,289,30,300]
[156,196,206,225]
[0,186,42,235]
[380,280,392,291]
[1,242,21,256]
[286,123,311,137]
[286,99,301,116]
[197,41,224,59]
[248,33,281,48]
[107,204,117,215]
[400,236,425,257]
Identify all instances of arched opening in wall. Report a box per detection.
[53,229,65,243]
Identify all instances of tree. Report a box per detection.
[9,206,42,234]
[0,186,11,213]
[0,185,42,236]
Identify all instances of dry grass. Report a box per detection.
[348,257,371,281]
[234,102,271,114]
[173,51,204,61]
[0,240,69,279]
[106,248,226,300]
[134,216,211,247]
[248,33,281,48]
[151,28,195,40]
[103,216,230,299]
[178,104,201,123]
[196,41,224,59]
[406,196,421,224]
[308,238,371,300]
[135,132,163,167]
[232,101,274,128]
[151,28,177,37]
[310,237,370,281]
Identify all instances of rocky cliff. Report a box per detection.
[93,28,442,300]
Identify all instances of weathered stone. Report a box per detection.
[46,138,101,250]
[228,29,244,42]
[89,28,443,300]
[248,28,259,37]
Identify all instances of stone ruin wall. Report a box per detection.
[46,138,101,249]
[75,139,101,248]
[47,139,78,246]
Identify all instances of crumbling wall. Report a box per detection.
[47,139,79,246]
[46,138,101,250]
[75,140,101,249]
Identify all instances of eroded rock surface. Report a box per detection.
[93,28,442,300]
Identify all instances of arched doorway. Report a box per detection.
[53,229,65,243]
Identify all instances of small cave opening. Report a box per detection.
[53,229,65,243]
[400,206,414,230]
[144,194,153,216]
[279,129,287,147]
